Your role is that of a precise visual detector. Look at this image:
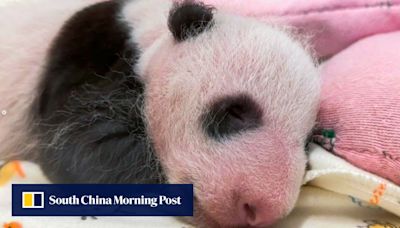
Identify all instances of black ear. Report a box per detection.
[168,0,214,41]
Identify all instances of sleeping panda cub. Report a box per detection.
[0,0,320,227]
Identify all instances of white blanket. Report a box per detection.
[274,144,400,227]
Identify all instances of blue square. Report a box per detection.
[34,193,42,207]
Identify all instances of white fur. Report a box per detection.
[121,0,171,51]
[131,1,320,226]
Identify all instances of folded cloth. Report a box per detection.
[317,31,400,186]
[274,144,400,228]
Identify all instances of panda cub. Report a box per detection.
[0,0,320,227]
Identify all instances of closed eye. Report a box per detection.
[201,94,263,141]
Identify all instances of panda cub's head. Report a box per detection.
[33,0,320,227]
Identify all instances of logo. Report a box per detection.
[13,184,193,216]
[22,192,44,209]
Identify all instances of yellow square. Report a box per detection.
[23,193,33,207]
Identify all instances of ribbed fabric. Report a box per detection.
[318,32,400,185]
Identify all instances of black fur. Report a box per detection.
[32,1,165,184]
[168,0,214,42]
[202,94,263,141]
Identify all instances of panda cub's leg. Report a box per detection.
[32,1,164,184]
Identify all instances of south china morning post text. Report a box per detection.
[12,184,193,216]
[49,194,182,207]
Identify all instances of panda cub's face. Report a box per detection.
[142,2,319,227]
[34,0,319,227]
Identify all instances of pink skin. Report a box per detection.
[0,0,319,226]
[140,12,319,227]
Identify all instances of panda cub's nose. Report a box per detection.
[202,94,263,140]
[237,196,279,227]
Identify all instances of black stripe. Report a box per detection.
[32,0,165,184]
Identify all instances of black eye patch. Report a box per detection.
[202,94,263,141]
